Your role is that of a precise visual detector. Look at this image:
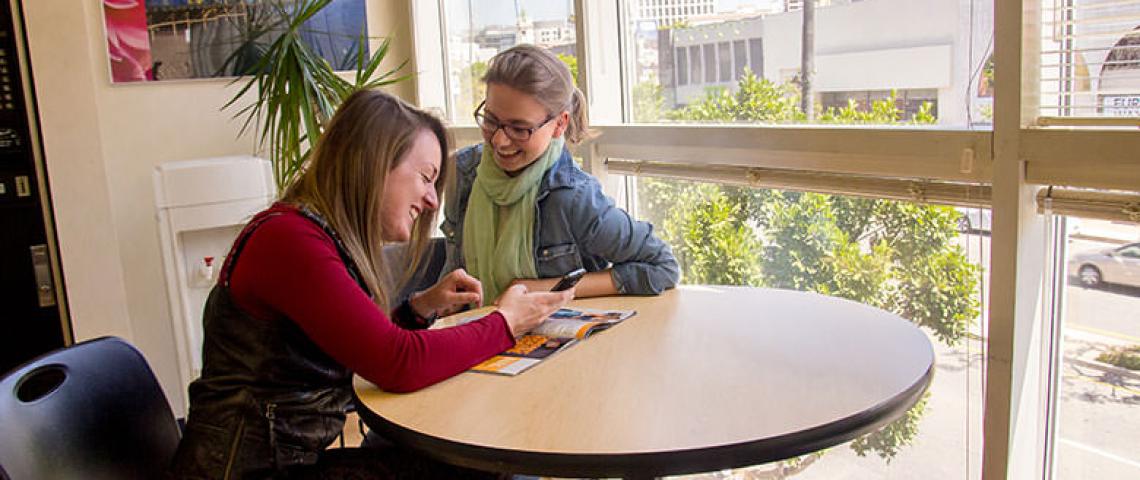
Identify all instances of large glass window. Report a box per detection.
[625,0,990,127]
[441,1,578,125]
[628,176,987,478]
[422,1,1140,477]
[703,43,716,83]
[676,47,689,86]
[749,37,764,76]
[717,41,732,82]
[1056,216,1140,478]
[733,39,748,80]
[690,45,703,87]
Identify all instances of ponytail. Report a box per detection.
[563,87,592,144]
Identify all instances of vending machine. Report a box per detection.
[0,0,68,375]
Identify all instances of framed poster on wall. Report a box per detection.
[101,0,367,83]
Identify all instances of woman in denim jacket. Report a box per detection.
[442,44,679,303]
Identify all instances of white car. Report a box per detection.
[1068,242,1140,288]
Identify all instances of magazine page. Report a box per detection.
[533,308,636,339]
[457,307,636,376]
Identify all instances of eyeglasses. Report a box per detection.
[473,100,557,142]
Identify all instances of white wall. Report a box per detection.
[23,1,414,414]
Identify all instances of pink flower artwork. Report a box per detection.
[103,0,153,82]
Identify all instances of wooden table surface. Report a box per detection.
[354,285,935,477]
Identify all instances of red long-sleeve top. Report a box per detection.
[225,206,514,392]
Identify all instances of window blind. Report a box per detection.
[1037,0,1140,124]
[606,159,992,208]
[1036,186,1140,222]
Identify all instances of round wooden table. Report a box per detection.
[354,286,935,478]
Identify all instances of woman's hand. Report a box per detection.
[410,269,484,319]
[494,284,575,337]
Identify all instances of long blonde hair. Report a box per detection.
[483,44,593,145]
[281,89,450,308]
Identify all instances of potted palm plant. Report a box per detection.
[223,0,409,189]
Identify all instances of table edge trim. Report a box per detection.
[353,363,934,477]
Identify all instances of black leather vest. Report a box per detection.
[170,207,366,479]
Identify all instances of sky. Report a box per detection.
[452,0,779,29]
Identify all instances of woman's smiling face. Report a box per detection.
[479,83,568,175]
[380,129,440,242]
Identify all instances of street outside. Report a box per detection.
[1055,234,1140,479]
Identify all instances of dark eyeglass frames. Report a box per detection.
[473,100,557,142]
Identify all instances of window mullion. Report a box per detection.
[577,0,623,200]
[985,0,1051,479]
[409,0,448,116]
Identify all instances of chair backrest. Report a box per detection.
[382,237,448,305]
[0,336,181,480]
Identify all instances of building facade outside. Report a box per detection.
[650,0,1139,126]
[636,0,716,27]
[653,0,990,126]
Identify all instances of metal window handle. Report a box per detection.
[30,244,56,307]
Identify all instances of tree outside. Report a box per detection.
[457,60,488,119]
[632,70,979,469]
[557,53,579,86]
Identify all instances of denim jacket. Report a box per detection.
[441,143,680,295]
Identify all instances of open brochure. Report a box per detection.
[460,307,636,376]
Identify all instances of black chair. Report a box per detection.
[382,237,449,306]
[0,336,181,480]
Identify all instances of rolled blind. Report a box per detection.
[606,159,992,208]
[1036,186,1140,222]
[1037,0,1140,124]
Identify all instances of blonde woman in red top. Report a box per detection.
[170,90,571,479]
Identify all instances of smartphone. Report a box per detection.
[550,268,587,292]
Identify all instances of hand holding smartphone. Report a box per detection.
[550,268,587,292]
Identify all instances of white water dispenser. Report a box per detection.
[154,156,274,394]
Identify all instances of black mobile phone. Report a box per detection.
[551,268,587,292]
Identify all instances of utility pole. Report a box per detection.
[800,0,815,121]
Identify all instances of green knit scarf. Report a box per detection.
[463,138,565,302]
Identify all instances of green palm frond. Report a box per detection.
[222,0,409,189]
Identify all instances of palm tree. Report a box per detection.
[800,0,815,121]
